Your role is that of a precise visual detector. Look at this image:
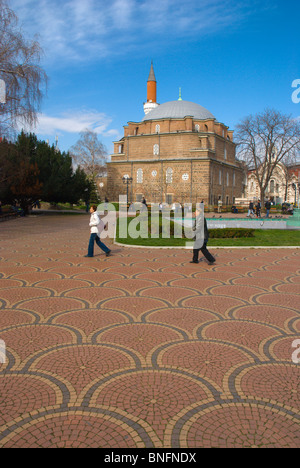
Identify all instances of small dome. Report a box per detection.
[142,100,215,121]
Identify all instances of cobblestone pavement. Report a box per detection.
[0,215,299,448]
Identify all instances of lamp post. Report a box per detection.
[122,175,133,204]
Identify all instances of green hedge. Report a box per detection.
[149,218,255,239]
[208,228,255,238]
[183,227,255,239]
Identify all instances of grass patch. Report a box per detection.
[115,217,300,247]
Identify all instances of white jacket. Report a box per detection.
[89,212,105,235]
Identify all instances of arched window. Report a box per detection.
[137,168,143,183]
[153,144,159,155]
[270,180,275,193]
[155,124,160,133]
[166,167,173,184]
[195,124,200,132]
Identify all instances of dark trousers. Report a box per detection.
[88,233,110,257]
[193,242,215,263]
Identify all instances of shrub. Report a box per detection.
[208,228,255,238]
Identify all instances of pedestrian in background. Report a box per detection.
[255,200,261,218]
[247,200,254,217]
[217,198,222,213]
[265,199,271,218]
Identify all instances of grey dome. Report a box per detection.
[142,100,215,121]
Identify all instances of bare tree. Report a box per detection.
[281,151,298,201]
[235,108,300,205]
[70,129,107,181]
[0,0,47,136]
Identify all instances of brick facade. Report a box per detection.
[107,115,245,206]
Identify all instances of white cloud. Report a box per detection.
[9,0,265,64]
[30,110,120,139]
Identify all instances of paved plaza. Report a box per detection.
[0,214,299,448]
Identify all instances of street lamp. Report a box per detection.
[122,175,133,204]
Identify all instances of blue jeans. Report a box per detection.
[87,233,110,257]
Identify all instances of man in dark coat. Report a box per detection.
[255,200,261,217]
[190,206,216,265]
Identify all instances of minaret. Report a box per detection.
[143,61,159,115]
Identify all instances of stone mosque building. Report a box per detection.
[107,63,245,206]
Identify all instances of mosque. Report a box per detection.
[106,62,245,206]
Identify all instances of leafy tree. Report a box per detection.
[0,137,17,200]
[0,131,42,213]
[0,131,91,212]
[71,166,92,204]
[36,145,73,204]
[32,137,90,205]
[10,159,42,214]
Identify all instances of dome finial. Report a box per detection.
[178,87,182,101]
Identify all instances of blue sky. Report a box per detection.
[9,0,300,156]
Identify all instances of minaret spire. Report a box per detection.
[148,60,156,83]
[143,61,159,115]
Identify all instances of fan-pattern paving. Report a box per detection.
[0,215,299,448]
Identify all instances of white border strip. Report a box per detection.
[113,241,300,249]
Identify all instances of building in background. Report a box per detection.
[245,162,300,205]
[107,63,245,206]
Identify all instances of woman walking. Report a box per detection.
[85,205,111,258]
